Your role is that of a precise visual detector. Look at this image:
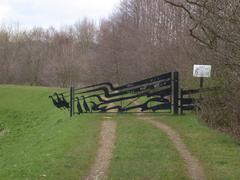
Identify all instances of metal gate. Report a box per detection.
[49,72,179,117]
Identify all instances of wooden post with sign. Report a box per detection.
[200,77,204,89]
[193,65,212,89]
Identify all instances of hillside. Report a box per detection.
[1,85,240,180]
[0,85,101,179]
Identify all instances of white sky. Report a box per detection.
[0,0,121,29]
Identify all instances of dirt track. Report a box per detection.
[84,99,205,180]
[85,120,117,180]
[142,116,206,180]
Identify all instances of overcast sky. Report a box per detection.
[0,0,121,29]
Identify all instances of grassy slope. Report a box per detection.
[0,85,190,180]
[108,114,189,180]
[0,85,101,180]
[158,114,240,180]
[1,85,240,180]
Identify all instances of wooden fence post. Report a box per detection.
[172,72,179,115]
[180,88,183,115]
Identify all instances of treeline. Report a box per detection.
[0,19,98,87]
[165,0,240,138]
[0,0,239,137]
[0,0,203,87]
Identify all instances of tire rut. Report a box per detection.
[141,116,206,180]
[85,120,117,180]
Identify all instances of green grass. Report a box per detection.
[108,114,189,180]
[1,85,240,180]
[0,85,101,180]
[156,113,240,180]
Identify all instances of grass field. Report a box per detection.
[108,115,188,180]
[159,114,240,179]
[0,85,101,179]
[0,85,240,179]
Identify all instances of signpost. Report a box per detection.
[193,65,212,88]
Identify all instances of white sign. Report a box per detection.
[193,65,212,78]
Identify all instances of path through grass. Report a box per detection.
[1,85,240,179]
[158,114,240,180]
[108,114,189,180]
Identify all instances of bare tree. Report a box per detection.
[165,0,240,137]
